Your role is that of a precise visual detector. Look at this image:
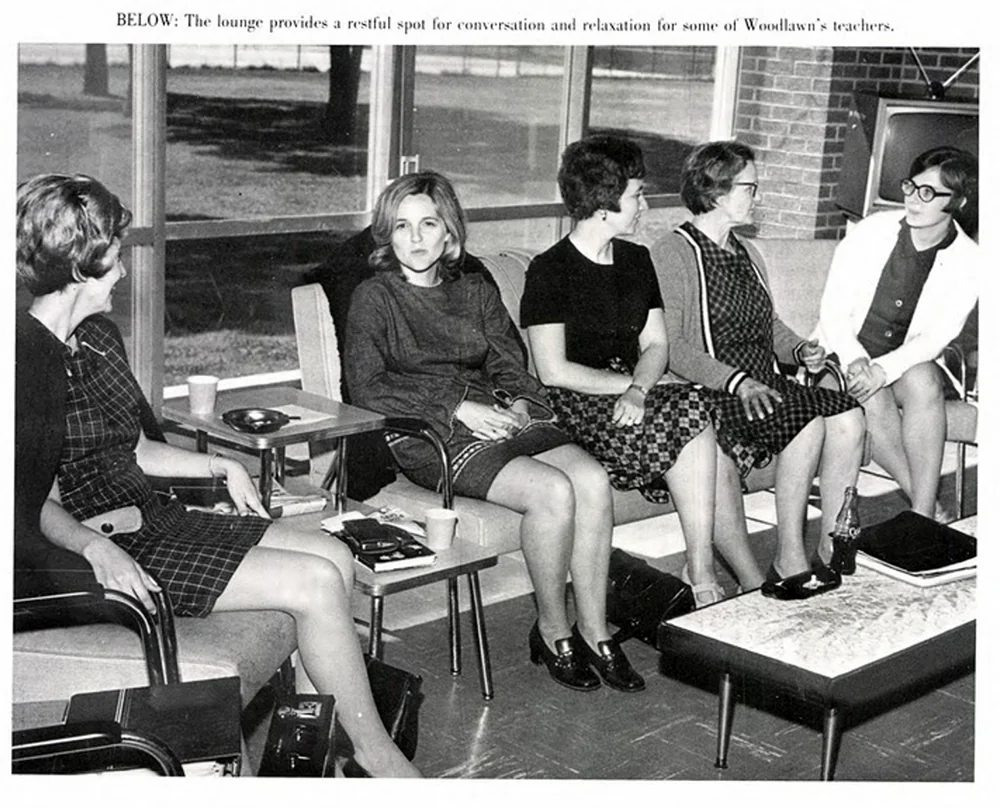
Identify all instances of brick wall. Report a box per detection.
[734,46,980,239]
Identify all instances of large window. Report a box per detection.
[17,44,135,345]
[17,44,736,397]
[588,46,720,196]
[162,46,372,386]
[409,47,566,208]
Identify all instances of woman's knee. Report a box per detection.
[894,362,945,407]
[566,452,611,500]
[827,406,865,446]
[286,556,350,615]
[526,466,576,518]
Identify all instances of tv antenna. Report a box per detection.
[908,48,980,100]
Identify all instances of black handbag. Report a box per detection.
[335,655,424,764]
[365,654,423,761]
[606,549,696,648]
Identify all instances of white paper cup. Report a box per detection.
[424,508,459,551]
[187,375,219,415]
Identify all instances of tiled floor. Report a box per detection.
[245,455,977,781]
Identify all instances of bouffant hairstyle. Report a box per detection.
[369,171,467,281]
[17,173,132,297]
[680,141,757,214]
[909,146,979,237]
[558,135,646,221]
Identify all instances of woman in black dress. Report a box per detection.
[651,141,865,590]
[521,135,762,603]
[345,171,643,693]
[17,173,419,777]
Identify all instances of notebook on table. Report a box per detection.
[856,510,977,587]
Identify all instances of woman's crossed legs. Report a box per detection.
[212,522,420,778]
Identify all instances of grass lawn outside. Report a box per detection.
[18,58,712,384]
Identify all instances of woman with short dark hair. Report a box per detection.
[652,141,865,595]
[521,135,763,604]
[815,146,980,519]
[17,173,420,778]
[345,171,644,693]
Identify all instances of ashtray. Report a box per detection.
[222,408,292,434]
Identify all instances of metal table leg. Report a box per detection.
[820,705,842,781]
[275,447,286,486]
[258,449,274,510]
[334,437,348,513]
[369,595,385,659]
[715,670,735,769]
[448,578,461,676]
[467,572,494,700]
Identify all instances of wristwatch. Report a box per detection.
[627,383,649,397]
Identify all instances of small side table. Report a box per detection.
[282,512,499,701]
[162,386,384,511]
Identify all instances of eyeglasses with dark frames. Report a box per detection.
[732,181,759,197]
[901,178,953,203]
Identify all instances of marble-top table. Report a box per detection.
[659,518,977,780]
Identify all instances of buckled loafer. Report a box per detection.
[761,563,841,600]
[571,625,646,693]
[528,622,601,692]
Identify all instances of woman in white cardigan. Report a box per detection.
[815,147,979,519]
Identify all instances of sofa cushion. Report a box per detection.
[13,610,297,707]
[745,238,837,337]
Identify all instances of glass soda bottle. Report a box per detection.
[829,486,861,575]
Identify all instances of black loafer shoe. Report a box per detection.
[528,622,601,692]
[571,625,646,693]
[761,563,841,600]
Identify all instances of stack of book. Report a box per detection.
[321,510,436,573]
[856,510,977,587]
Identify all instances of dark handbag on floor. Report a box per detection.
[335,655,424,763]
[606,549,695,648]
[366,654,423,760]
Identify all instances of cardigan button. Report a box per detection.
[100,522,114,534]
[895,299,903,307]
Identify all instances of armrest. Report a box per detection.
[14,586,180,687]
[942,342,972,401]
[383,416,454,509]
[13,720,185,776]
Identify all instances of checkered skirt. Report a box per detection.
[58,317,269,618]
[679,223,858,470]
[547,383,714,503]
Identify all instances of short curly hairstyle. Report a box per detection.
[369,171,467,282]
[17,173,132,297]
[909,146,979,236]
[558,135,646,221]
[680,141,757,215]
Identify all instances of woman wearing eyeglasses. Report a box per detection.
[815,146,980,520]
[651,141,863,596]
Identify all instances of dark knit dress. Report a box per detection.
[678,223,858,472]
[55,316,270,617]
[345,271,570,499]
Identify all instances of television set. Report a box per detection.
[836,92,979,219]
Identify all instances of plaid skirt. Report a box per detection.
[112,498,270,617]
[547,384,714,503]
[707,374,860,475]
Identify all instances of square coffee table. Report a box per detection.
[163,386,384,511]
[658,529,976,780]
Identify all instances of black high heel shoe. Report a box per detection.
[570,625,646,693]
[528,622,601,692]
